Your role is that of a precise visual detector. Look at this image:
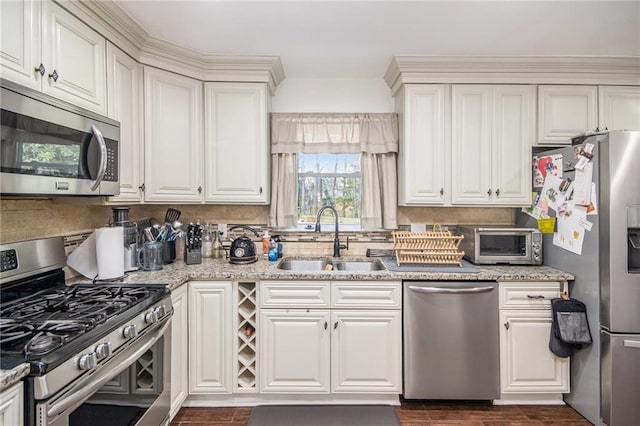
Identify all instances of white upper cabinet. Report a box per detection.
[598,86,640,131]
[144,66,204,203]
[538,85,598,145]
[106,43,144,203]
[204,82,270,204]
[396,84,449,205]
[1,0,107,114]
[452,85,535,206]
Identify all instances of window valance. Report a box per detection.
[270,113,398,154]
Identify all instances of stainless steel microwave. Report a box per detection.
[458,226,543,265]
[0,79,120,196]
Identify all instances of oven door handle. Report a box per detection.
[46,317,170,421]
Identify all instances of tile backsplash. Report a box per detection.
[0,198,515,245]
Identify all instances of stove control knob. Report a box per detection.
[145,310,159,324]
[123,324,137,339]
[154,305,167,318]
[95,342,112,359]
[78,353,97,370]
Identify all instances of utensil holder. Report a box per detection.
[162,240,176,264]
[185,248,201,265]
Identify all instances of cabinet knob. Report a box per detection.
[504,322,510,330]
[49,69,59,82]
[197,186,202,194]
[35,63,46,76]
[333,321,338,330]
[496,189,500,196]
[487,189,493,196]
[259,186,263,194]
[138,183,145,192]
[439,188,444,196]
[324,321,328,330]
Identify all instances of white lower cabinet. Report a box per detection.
[0,381,23,426]
[189,281,232,394]
[170,284,188,419]
[259,280,402,395]
[498,282,569,399]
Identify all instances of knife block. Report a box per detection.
[185,248,202,265]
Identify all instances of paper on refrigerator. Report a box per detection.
[553,203,588,255]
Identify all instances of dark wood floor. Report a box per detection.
[170,402,592,426]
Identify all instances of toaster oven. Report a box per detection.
[458,226,542,265]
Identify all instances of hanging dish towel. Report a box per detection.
[549,295,593,358]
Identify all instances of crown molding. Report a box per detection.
[62,0,285,93]
[384,56,640,94]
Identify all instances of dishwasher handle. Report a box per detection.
[408,285,495,294]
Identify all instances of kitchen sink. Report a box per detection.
[277,259,332,271]
[276,258,385,272]
[333,260,385,271]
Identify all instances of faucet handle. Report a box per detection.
[340,236,349,250]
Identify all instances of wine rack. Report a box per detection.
[235,282,257,392]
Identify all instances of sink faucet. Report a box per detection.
[315,205,349,257]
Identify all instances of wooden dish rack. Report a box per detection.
[391,230,465,266]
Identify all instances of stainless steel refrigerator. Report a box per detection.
[518,131,640,426]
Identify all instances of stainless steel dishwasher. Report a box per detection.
[403,281,500,400]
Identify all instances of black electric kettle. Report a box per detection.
[228,225,261,264]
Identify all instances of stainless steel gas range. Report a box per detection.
[0,237,173,426]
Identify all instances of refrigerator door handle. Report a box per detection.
[623,339,640,349]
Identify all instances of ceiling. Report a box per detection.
[113,1,640,79]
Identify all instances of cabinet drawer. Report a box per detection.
[331,281,401,309]
[499,282,563,309]
[260,281,330,308]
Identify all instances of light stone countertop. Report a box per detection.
[0,363,30,392]
[70,256,575,291]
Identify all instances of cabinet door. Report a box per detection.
[451,85,493,204]
[500,310,569,393]
[538,85,598,145]
[144,67,203,202]
[397,84,449,205]
[170,284,188,419]
[0,0,40,90]
[204,82,269,204]
[599,86,640,131]
[41,1,106,114]
[260,310,330,393]
[491,85,535,205]
[0,382,23,426]
[189,281,232,394]
[331,311,401,393]
[106,42,144,203]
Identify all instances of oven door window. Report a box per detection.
[0,110,106,180]
[67,339,165,426]
[479,234,526,257]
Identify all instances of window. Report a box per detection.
[297,153,361,229]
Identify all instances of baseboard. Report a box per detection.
[184,393,400,407]
[494,393,566,405]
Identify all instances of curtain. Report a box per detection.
[268,113,399,230]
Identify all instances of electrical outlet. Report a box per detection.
[218,223,227,239]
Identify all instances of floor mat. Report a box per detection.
[247,404,400,426]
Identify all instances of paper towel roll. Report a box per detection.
[95,227,124,280]
[67,227,125,280]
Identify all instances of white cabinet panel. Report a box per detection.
[170,284,188,419]
[0,382,23,426]
[0,0,40,90]
[599,86,640,131]
[189,281,232,393]
[397,84,449,205]
[144,67,203,202]
[106,43,144,203]
[331,311,401,393]
[260,310,331,393]
[538,85,598,145]
[204,82,269,204]
[500,310,569,393]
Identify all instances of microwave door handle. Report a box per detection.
[89,124,107,191]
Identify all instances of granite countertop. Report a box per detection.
[0,363,30,393]
[69,256,575,291]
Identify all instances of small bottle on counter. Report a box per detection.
[175,233,185,261]
[212,230,225,259]
[201,223,213,258]
[262,230,270,257]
